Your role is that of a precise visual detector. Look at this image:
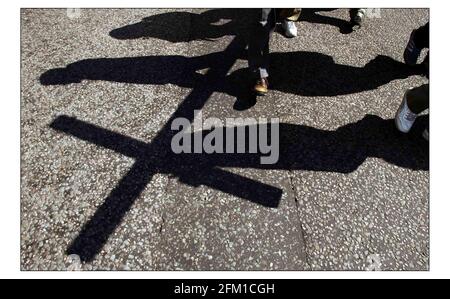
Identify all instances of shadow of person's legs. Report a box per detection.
[228,52,423,97]
[109,8,258,43]
[40,50,424,108]
[169,114,429,173]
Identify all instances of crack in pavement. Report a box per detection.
[288,171,312,270]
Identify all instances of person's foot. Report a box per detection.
[282,20,298,38]
[253,77,269,96]
[404,30,422,65]
[351,9,365,30]
[395,92,418,133]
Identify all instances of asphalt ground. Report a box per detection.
[21,8,429,270]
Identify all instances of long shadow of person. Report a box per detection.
[252,51,424,97]
[109,8,257,43]
[40,51,423,102]
[167,114,429,173]
[110,8,358,43]
[38,50,253,109]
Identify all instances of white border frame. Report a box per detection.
[3,0,449,279]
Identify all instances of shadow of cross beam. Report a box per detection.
[49,36,283,262]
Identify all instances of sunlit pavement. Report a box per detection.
[21,8,429,270]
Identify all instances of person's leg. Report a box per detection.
[395,84,429,133]
[279,8,301,21]
[404,22,429,65]
[248,8,276,95]
[350,8,366,30]
[413,22,429,49]
[406,84,429,114]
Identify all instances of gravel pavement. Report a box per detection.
[21,8,429,270]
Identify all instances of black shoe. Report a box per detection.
[404,30,422,65]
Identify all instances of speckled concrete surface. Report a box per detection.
[21,8,429,270]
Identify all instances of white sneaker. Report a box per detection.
[395,92,417,133]
[282,20,298,38]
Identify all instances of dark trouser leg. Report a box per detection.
[414,22,429,49]
[248,8,276,79]
[279,8,301,21]
[407,84,429,114]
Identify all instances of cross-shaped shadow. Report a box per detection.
[49,36,255,262]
